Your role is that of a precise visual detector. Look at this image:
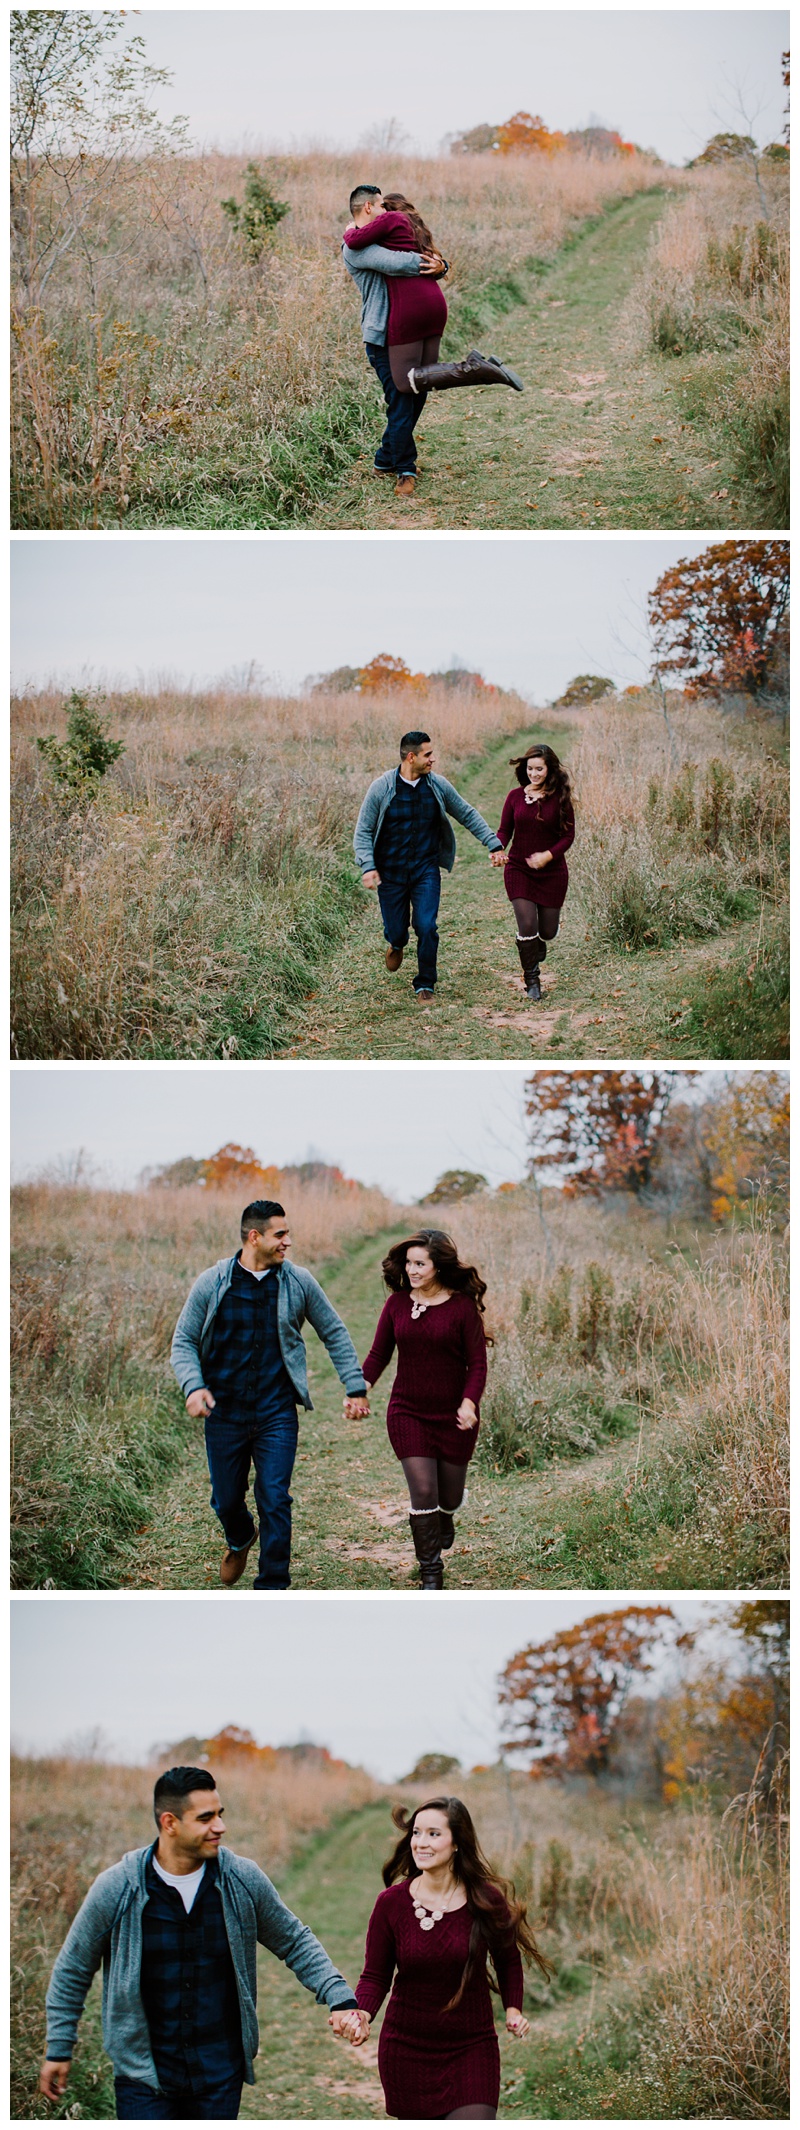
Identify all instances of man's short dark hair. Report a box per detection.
[241,1199,285,1242]
[399,730,432,760]
[349,183,381,216]
[154,1766,216,1827]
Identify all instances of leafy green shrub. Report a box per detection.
[36,690,124,799]
[221,162,289,259]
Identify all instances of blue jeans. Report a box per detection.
[365,342,427,475]
[378,867,441,990]
[205,1409,299,1588]
[115,2074,242,2119]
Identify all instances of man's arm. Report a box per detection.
[170,1268,217,1400]
[300,1272,367,1395]
[250,1869,359,2008]
[42,1873,121,2079]
[353,781,381,875]
[437,777,504,853]
[342,241,422,280]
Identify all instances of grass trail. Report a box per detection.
[240,1802,627,2121]
[309,192,750,532]
[277,726,776,1062]
[122,1226,738,1596]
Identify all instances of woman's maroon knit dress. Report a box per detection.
[356,1881,524,2119]
[362,1290,487,1466]
[497,787,575,907]
[343,211,448,343]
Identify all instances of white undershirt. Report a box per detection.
[239,1263,271,1281]
[152,1856,206,1912]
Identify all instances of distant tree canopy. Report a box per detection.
[648,540,789,698]
[403,1752,462,1781]
[309,653,498,696]
[499,1606,678,1777]
[449,112,640,158]
[421,1169,488,1203]
[525,1071,672,1196]
[690,131,759,166]
[145,1143,361,1193]
[551,672,616,708]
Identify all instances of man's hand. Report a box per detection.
[361,870,381,890]
[456,1399,478,1431]
[344,1395,370,1420]
[186,1387,216,1419]
[490,849,508,867]
[39,2062,71,2102]
[525,850,553,870]
[329,2008,370,2046]
[419,250,446,277]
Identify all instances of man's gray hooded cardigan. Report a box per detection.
[45,1843,358,2085]
[170,1255,366,1408]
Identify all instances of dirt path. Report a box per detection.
[122,1227,672,1596]
[309,191,747,532]
[275,726,766,1062]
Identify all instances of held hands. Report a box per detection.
[329,2008,371,2046]
[525,850,553,870]
[186,1387,216,1418]
[362,870,381,891]
[344,1394,370,1420]
[490,849,508,867]
[506,2010,530,2039]
[456,1399,478,1431]
[39,2062,71,2101]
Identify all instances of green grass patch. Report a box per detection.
[661,907,789,1059]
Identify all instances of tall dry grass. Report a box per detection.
[11,147,662,527]
[11,678,529,1059]
[627,161,789,521]
[441,1188,789,1578]
[11,1175,401,1588]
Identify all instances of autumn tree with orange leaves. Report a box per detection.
[200,1144,284,1194]
[648,540,789,699]
[525,1070,672,1196]
[499,1606,679,1777]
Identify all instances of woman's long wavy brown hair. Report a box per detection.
[383,1796,550,2010]
[381,1230,489,1323]
[381,192,437,254]
[510,742,573,833]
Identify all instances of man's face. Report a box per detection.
[354,191,383,225]
[162,1789,225,1863]
[245,1216,291,1268]
[403,741,435,778]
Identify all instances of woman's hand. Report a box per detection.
[343,1392,370,1419]
[456,1399,478,1431]
[506,2009,530,2039]
[525,850,552,870]
[329,2008,370,2046]
[490,849,508,867]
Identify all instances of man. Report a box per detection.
[170,1200,369,1590]
[342,181,444,492]
[39,1765,366,2119]
[354,730,507,1001]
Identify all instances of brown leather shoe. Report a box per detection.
[415,988,435,1003]
[220,1541,254,1587]
[395,474,416,497]
[385,945,404,971]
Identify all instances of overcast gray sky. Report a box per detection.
[11,1065,533,1196]
[12,538,712,702]
[122,10,787,165]
[11,1596,719,1774]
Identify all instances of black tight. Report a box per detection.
[445,2108,496,2120]
[401,1456,468,1513]
[389,336,442,392]
[511,898,561,946]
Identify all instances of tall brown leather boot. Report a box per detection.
[408,349,523,394]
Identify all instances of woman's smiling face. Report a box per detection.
[410,1808,456,1873]
[526,754,548,787]
[406,1246,436,1289]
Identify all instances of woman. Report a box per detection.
[358,1231,489,1589]
[343,198,522,398]
[341,1796,547,2120]
[496,745,575,1002]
